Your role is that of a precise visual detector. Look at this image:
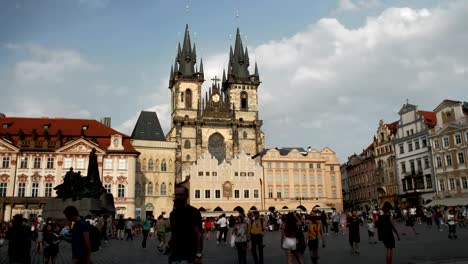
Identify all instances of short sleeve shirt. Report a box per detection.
[170,205,202,260]
[71,219,89,258]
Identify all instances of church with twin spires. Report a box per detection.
[166,25,265,182]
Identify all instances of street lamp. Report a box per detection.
[259,178,264,211]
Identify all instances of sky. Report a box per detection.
[1,0,467,162]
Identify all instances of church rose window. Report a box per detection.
[208,133,225,164]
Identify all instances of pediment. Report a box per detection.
[436,123,464,135]
[0,174,10,182]
[31,172,41,182]
[0,138,19,152]
[18,174,28,182]
[56,138,105,154]
[44,174,55,182]
[321,147,335,154]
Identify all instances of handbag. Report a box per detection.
[282,237,297,250]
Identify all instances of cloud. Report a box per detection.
[11,44,99,84]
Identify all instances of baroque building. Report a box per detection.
[0,116,139,221]
[165,25,265,182]
[374,120,399,207]
[254,147,343,213]
[188,152,263,215]
[393,102,436,206]
[131,111,176,218]
[429,100,468,200]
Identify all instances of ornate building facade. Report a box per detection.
[165,25,265,182]
[254,147,343,213]
[429,100,468,199]
[346,145,377,210]
[188,152,263,214]
[374,120,399,207]
[0,117,139,221]
[131,111,176,218]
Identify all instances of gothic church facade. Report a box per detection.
[166,25,265,182]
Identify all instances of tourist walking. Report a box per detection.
[347,210,361,255]
[367,218,377,244]
[320,211,328,236]
[6,214,32,264]
[217,213,228,244]
[63,205,91,264]
[281,212,304,264]
[249,211,265,264]
[233,215,249,264]
[156,214,169,252]
[125,218,134,241]
[117,215,125,240]
[378,202,400,264]
[141,215,152,248]
[306,212,325,264]
[43,223,60,264]
[447,208,458,239]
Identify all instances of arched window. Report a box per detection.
[184,139,191,149]
[160,182,167,196]
[185,89,192,108]
[186,154,191,160]
[181,92,184,102]
[208,133,225,164]
[161,160,167,172]
[147,182,153,196]
[240,92,248,109]
[148,159,154,171]
[243,131,247,139]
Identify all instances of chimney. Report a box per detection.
[100,117,111,127]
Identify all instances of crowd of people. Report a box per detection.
[1,196,467,264]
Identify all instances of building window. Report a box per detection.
[317,174,322,183]
[118,159,126,170]
[302,174,306,183]
[195,190,201,199]
[185,89,192,108]
[199,171,204,176]
[309,163,313,169]
[76,158,85,169]
[268,175,273,182]
[276,175,281,183]
[254,189,259,199]
[268,187,273,198]
[400,162,406,173]
[458,152,465,164]
[235,190,240,199]
[415,140,420,150]
[161,160,167,172]
[331,175,336,185]
[275,163,280,168]
[424,156,430,169]
[33,157,41,169]
[310,175,315,183]
[244,190,250,199]
[436,157,442,168]
[240,92,248,109]
[332,189,337,198]
[104,159,112,170]
[136,159,141,171]
[425,175,432,189]
[45,183,52,197]
[294,174,299,183]
[302,188,307,198]
[318,189,323,197]
[317,164,321,169]
[462,177,468,189]
[284,174,289,182]
[184,140,191,149]
[267,162,272,168]
[408,142,413,152]
[215,190,221,199]
[283,162,289,168]
[399,144,404,154]
[118,184,125,198]
[46,157,54,169]
[20,157,28,169]
[32,182,39,197]
[18,182,25,197]
[434,139,440,149]
[0,183,7,197]
[455,134,462,145]
[284,188,289,198]
[160,183,167,196]
[147,182,153,195]
[243,131,248,139]
[276,191,281,198]
[446,154,452,167]
[295,188,300,198]
[2,157,9,168]
[293,163,298,169]
[148,159,154,171]
[443,137,449,148]
[105,183,112,193]
[205,190,211,199]
[448,178,456,190]
[422,138,427,147]
[330,166,334,171]
[301,163,306,169]
[439,179,445,192]
[310,188,315,197]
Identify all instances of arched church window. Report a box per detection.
[185,89,192,108]
[208,133,225,164]
[184,139,191,149]
[240,92,248,110]
[147,182,153,196]
[148,159,154,171]
[161,160,167,172]
[186,154,191,160]
[160,182,167,196]
[243,131,247,139]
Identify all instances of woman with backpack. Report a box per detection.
[306,212,325,264]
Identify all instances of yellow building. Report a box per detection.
[188,152,263,215]
[254,147,343,213]
[131,111,177,218]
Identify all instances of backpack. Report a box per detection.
[88,224,101,252]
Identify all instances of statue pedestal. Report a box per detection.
[42,193,115,224]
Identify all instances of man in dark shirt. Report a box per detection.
[347,210,361,255]
[6,214,31,264]
[169,185,203,264]
[63,206,91,264]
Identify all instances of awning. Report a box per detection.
[425,197,468,207]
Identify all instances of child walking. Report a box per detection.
[367,219,377,244]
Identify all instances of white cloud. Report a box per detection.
[13,44,99,84]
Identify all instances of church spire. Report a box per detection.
[228,28,250,80]
[199,58,204,74]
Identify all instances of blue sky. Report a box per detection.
[1,0,467,161]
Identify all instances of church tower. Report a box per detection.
[167,25,264,182]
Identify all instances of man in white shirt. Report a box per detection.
[216,214,228,244]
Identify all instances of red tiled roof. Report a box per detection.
[385,121,398,135]
[0,117,138,154]
[417,111,437,126]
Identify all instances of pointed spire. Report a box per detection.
[182,24,192,56]
[174,57,178,73]
[199,58,204,74]
[222,69,226,82]
[192,43,197,62]
[170,65,174,79]
[254,62,259,77]
[245,47,249,66]
[177,43,182,57]
[229,27,250,79]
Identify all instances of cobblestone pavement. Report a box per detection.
[2,222,468,263]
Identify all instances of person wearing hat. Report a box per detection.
[306,211,325,264]
[6,214,32,264]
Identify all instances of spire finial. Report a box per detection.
[199,58,204,74]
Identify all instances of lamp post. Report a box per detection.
[259,178,264,211]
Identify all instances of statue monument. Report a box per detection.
[43,148,115,221]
